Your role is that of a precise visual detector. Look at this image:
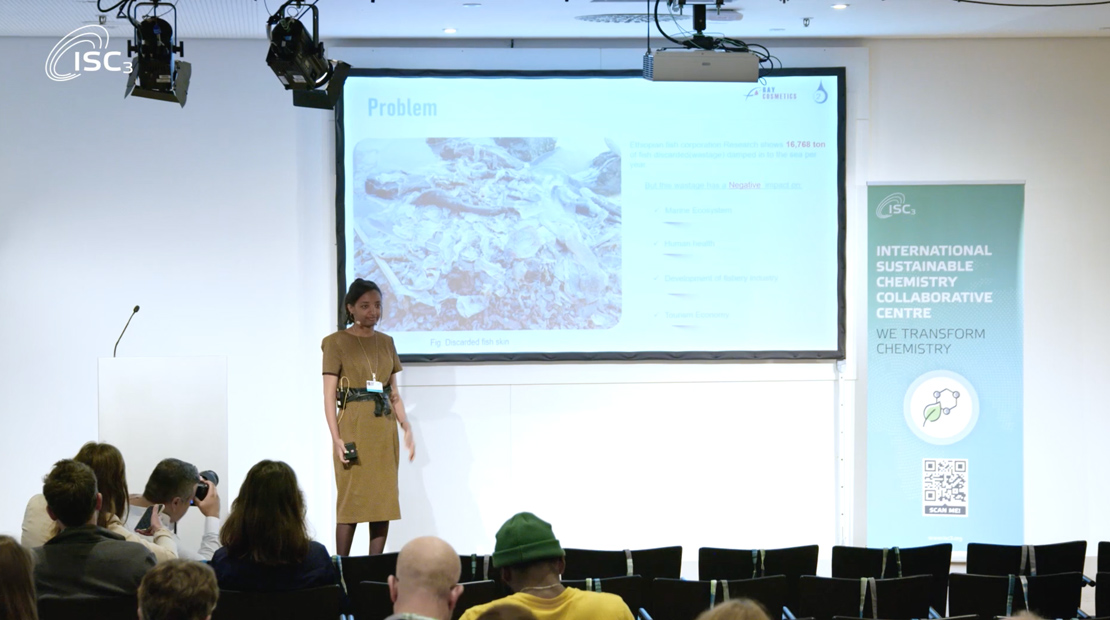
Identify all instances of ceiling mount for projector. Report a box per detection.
[644,0,780,82]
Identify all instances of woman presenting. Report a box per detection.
[322,278,416,556]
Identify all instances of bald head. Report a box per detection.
[395,536,461,600]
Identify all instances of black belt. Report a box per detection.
[338,385,393,417]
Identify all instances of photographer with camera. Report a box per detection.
[128,458,221,561]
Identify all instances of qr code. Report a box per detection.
[923,458,968,517]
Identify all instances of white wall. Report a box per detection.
[1,35,1107,573]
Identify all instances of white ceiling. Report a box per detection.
[3,0,1109,40]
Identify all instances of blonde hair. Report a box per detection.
[0,535,38,620]
[695,599,773,620]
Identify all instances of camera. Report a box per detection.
[195,470,219,501]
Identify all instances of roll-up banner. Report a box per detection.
[867,183,1024,550]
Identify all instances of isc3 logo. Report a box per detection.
[876,192,915,219]
[45,25,133,82]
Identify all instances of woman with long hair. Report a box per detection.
[209,460,337,591]
[20,442,177,561]
[0,535,38,620]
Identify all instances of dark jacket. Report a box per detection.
[32,525,156,598]
[209,541,338,592]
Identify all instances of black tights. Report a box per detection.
[336,521,389,556]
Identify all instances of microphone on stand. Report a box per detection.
[113,305,140,358]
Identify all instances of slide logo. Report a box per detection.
[45,26,132,82]
[875,192,915,219]
[813,81,828,104]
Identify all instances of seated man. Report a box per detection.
[460,513,633,620]
[128,458,220,561]
[386,536,465,620]
[139,559,220,620]
[33,459,156,598]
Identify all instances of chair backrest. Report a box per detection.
[1099,571,1110,617]
[651,576,786,620]
[563,546,682,581]
[966,541,1086,577]
[1099,543,1110,574]
[948,573,1026,620]
[452,580,505,620]
[1025,571,1085,619]
[831,544,951,613]
[562,575,645,614]
[212,585,344,620]
[947,572,1083,620]
[352,581,393,620]
[869,575,932,620]
[340,553,400,591]
[459,554,495,582]
[797,575,874,620]
[699,545,819,614]
[38,596,138,620]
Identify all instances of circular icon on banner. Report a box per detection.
[903,370,979,445]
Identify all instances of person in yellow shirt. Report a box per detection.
[459,512,634,620]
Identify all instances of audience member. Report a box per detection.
[128,458,220,561]
[459,513,633,620]
[32,459,155,598]
[475,605,539,620]
[384,536,465,620]
[695,599,773,620]
[209,460,337,591]
[138,559,219,620]
[21,442,177,561]
[0,535,38,620]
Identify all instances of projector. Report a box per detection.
[643,49,760,83]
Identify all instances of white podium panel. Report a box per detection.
[98,357,228,554]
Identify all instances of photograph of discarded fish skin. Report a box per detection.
[352,137,622,331]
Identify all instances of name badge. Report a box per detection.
[366,380,384,393]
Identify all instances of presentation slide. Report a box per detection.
[339,69,844,361]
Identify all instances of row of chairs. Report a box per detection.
[32,572,1110,620]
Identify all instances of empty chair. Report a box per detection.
[212,585,344,620]
[1100,572,1110,616]
[868,576,932,619]
[459,553,494,582]
[340,553,399,592]
[38,596,138,620]
[452,580,505,620]
[562,575,645,615]
[948,572,1084,620]
[651,576,786,620]
[699,545,819,614]
[352,581,393,620]
[966,541,1086,577]
[797,576,869,620]
[831,544,951,613]
[563,546,683,580]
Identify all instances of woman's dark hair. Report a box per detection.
[0,535,38,620]
[344,278,382,325]
[73,442,129,528]
[219,460,310,565]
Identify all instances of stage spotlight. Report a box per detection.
[266,1,350,110]
[124,1,190,107]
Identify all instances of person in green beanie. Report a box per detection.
[459,513,634,620]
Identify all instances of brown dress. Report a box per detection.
[322,330,403,523]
